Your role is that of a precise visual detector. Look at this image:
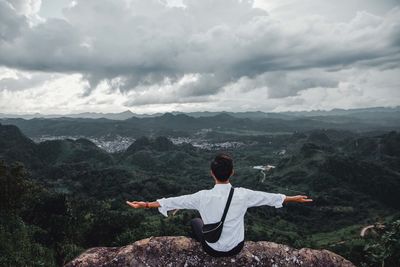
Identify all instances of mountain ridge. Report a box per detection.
[2,111,399,139]
[1,106,399,120]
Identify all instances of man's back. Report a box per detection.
[157,183,285,251]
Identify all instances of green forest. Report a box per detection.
[1,113,400,266]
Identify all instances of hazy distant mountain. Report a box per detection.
[0,110,162,120]
[0,112,43,120]
[1,106,398,121]
[282,106,400,117]
[1,110,400,139]
[173,111,293,120]
[0,110,289,120]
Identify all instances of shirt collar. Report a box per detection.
[213,183,232,189]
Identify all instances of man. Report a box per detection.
[127,153,312,257]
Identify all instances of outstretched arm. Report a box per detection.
[245,189,312,208]
[126,191,203,216]
[126,201,160,209]
[284,195,313,203]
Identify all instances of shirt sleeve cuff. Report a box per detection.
[156,198,169,217]
[274,194,286,208]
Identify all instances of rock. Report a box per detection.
[65,236,355,267]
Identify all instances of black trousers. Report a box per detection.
[190,218,244,257]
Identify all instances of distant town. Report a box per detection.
[32,135,245,153]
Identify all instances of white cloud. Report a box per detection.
[7,0,41,16]
[0,0,399,113]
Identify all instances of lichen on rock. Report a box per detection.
[65,236,355,267]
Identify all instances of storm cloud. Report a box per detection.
[0,0,399,113]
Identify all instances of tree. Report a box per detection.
[364,220,400,267]
[0,160,29,215]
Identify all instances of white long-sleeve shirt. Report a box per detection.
[156,183,286,252]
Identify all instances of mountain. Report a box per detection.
[0,123,41,168]
[0,110,140,120]
[64,110,137,120]
[0,123,115,172]
[1,123,399,266]
[2,111,399,140]
[172,111,293,120]
[37,138,113,166]
[0,123,201,198]
[1,106,399,121]
[125,136,176,153]
[273,131,400,211]
[282,106,400,117]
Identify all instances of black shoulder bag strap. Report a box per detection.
[202,186,235,243]
[221,187,234,223]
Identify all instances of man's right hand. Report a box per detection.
[284,195,313,203]
[126,201,147,208]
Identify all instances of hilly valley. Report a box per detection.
[1,111,400,266]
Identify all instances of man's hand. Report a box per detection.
[284,195,313,203]
[126,201,160,208]
[126,201,147,208]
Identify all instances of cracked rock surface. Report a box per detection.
[65,236,355,267]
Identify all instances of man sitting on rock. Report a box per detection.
[126,153,312,257]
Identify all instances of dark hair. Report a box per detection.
[210,153,233,181]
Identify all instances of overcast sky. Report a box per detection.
[0,0,399,114]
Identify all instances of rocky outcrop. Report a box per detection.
[65,236,355,267]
